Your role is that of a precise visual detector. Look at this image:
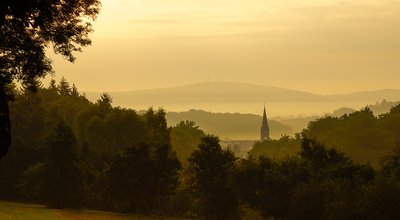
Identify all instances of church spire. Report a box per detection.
[260,104,270,141]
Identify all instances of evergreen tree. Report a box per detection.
[48,79,57,91]
[98,92,112,104]
[71,84,80,97]
[145,108,170,145]
[58,77,71,96]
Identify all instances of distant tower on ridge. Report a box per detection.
[260,104,270,141]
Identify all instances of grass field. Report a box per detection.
[0,201,191,220]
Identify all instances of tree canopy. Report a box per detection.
[0,0,100,85]
[1,81,400,219]
[0,0,100,158]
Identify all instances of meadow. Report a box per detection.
[0,201,187,220]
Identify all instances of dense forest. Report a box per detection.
[251,103,400,166]
[271,99,400,134]
[1,79,400,219]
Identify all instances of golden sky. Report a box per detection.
[48,0,400,94]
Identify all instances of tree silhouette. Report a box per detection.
[0,0,101,158]
[97,93,113,109]
[170,120,205,167]
[45,122,82,208]
[24,121,84,208]
[57,77,71,96]
[188,135,240,220]
[104,142,180,213]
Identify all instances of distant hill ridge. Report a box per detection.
[85,81,400,116]
[88,81,323,104]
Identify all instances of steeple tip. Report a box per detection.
[261,103,270,141]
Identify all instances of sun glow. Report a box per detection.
[49,0,400,95]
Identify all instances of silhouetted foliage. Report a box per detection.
[361,145,400,219]
[188,135,241,220]
[232,138,378,219]
[380,104,400,147]
[97,93,113,109]
[368,99,400,115]
[1,80,181,209]
[57,77,72,96]
[232,156,298,219]
[249,134,301,159]
[42,122,84,208]
[361,177,400,220]
[170,120,205,167]
[249,105,400,167]
[2,80,400,219]
[18,122,84,208]
[302,107,399,166]
[102,142,180,213]
[0,0,100,158]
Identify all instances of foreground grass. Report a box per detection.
[0,201,190,220]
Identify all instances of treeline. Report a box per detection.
[249,134,302,159]
[272,99,400,134]
[250,105,400,167]
[189,136,400,219]
[303,106,400,166]
[0,79,185,213]
[1,79,400,219]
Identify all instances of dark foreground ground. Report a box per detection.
[0,201,192,220]
[0,200,266,220]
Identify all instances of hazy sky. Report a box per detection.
[48,0,400,94]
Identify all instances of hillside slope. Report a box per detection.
[166,109,293,140]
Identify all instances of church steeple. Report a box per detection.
[260,104,270,141]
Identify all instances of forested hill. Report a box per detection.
[272,99,400,134]
[165,109,293,140]
[328,99,400,117]
[164,100,400,140]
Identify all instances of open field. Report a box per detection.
[0,201,190,220]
